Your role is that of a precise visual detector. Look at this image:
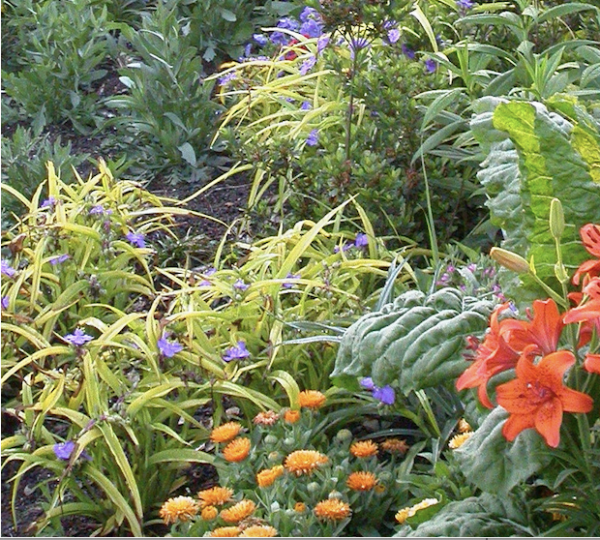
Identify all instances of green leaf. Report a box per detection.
[219,8,237,22]
[394,492,528,537]
[178,142,197,167]
[454,407,550,495]
[331,288,496,394]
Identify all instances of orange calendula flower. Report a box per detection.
[350,440,378,458]
[253,411,279,426]
[220,500,256,523]
[346,471,378,491]
[381,438,409,454]
[496,349,593,448]
[198,486,234,507]
[223,437,251,462]
[159,496,199,524]
[284,450,328,476]
[239,525,278,537]
[294,502,306,513]
[448,432,473,449]
[208,526,241,537]
[211,422,242,443]
[457,299,564,408]
[283,409,301,423]
[314,499,351,521]
[457,419,471,433]
[256,465,284,487]
[201,505,219,520]
[298,390,326,409]
[395,498,439,524]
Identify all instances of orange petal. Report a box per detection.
[556,386,594,414]
[580,224,600,258]
[496,378,539,414]
[537,350,576,386]
[534,398,563,448]
[564,299,600,324]
[584,354,600,375]
[502,413,534,442]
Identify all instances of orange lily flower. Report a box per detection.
[496,349,593,448]
[584,354,600,375]
[457,299,564,408]
[572,224,600,286]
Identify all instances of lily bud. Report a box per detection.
[490,247,530,274]
[549,198,564,240]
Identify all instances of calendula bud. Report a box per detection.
[490,247,530,274]
[264,434,278,446]
[336,429,353,442]
[549,198,564,240]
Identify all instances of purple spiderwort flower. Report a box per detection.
[1,260,16,278]
[49,254,70,266]
[387,28,401,44]
[64,328,93,347]
[53,440,91,461]
[334,242,352,254]
[359,377,375,391]
[354,233,368,248]
[41,197,56,209]
[125,232,146,248]
[199,267,216,286]
[300,101,312,110]
[1,296,9,310]
[317,34,330,54]
[401,43,416,60]
[89,204,112,215]
[456,0,475,9]
[277,17,300,32]
[157,335,183,358]
[283,272,301,289]
[299,7,320,23]
[306,129,319,147]
[299,55,317,75]
[233,278,249,291]
[424,59,438,73]
[222,340,251,362]
[218,71,237,86]
[373,385,395,405]
[253,33,268,46]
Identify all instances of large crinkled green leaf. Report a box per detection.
[331,288,496,394]
[454,407,550,495]
[393,492,528,537]
[472,97,600,303]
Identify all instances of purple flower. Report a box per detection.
[299,55,317,75]
[354,233,368,248]
[277,17,300,32]
[218,71,237,86]
[125,232,146,248]
[306,129,319,147]
[401,43,416,60]
[300,101,312,110]
[222,340,251,362]
[456,0,475,9]
[1,260,16,277]
[270,31,290,46]
[359,377,375,391]
[1,296,9,310]
[49,254,70,266]
[299,7,320,23]
[317,34,330,54]
[349,37,369,59]
[41,197,56,208]
[199,267,216,286]
[300,19,323,38]
[54,440,75,460]
[467,263,477,272]
[89,204,112,215]
[53,440,92,461]
[253,33,268,46]
[283,272,300,289]
[387,28,401,44]
[373,385,395,405]
[424,59,438,73]
[233,278,249,291]
[64,328,94,346]
[157,335,183,358]
[334,242,352,253]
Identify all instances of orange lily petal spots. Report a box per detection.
[584,354,600,375]
[502,413,535,442]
